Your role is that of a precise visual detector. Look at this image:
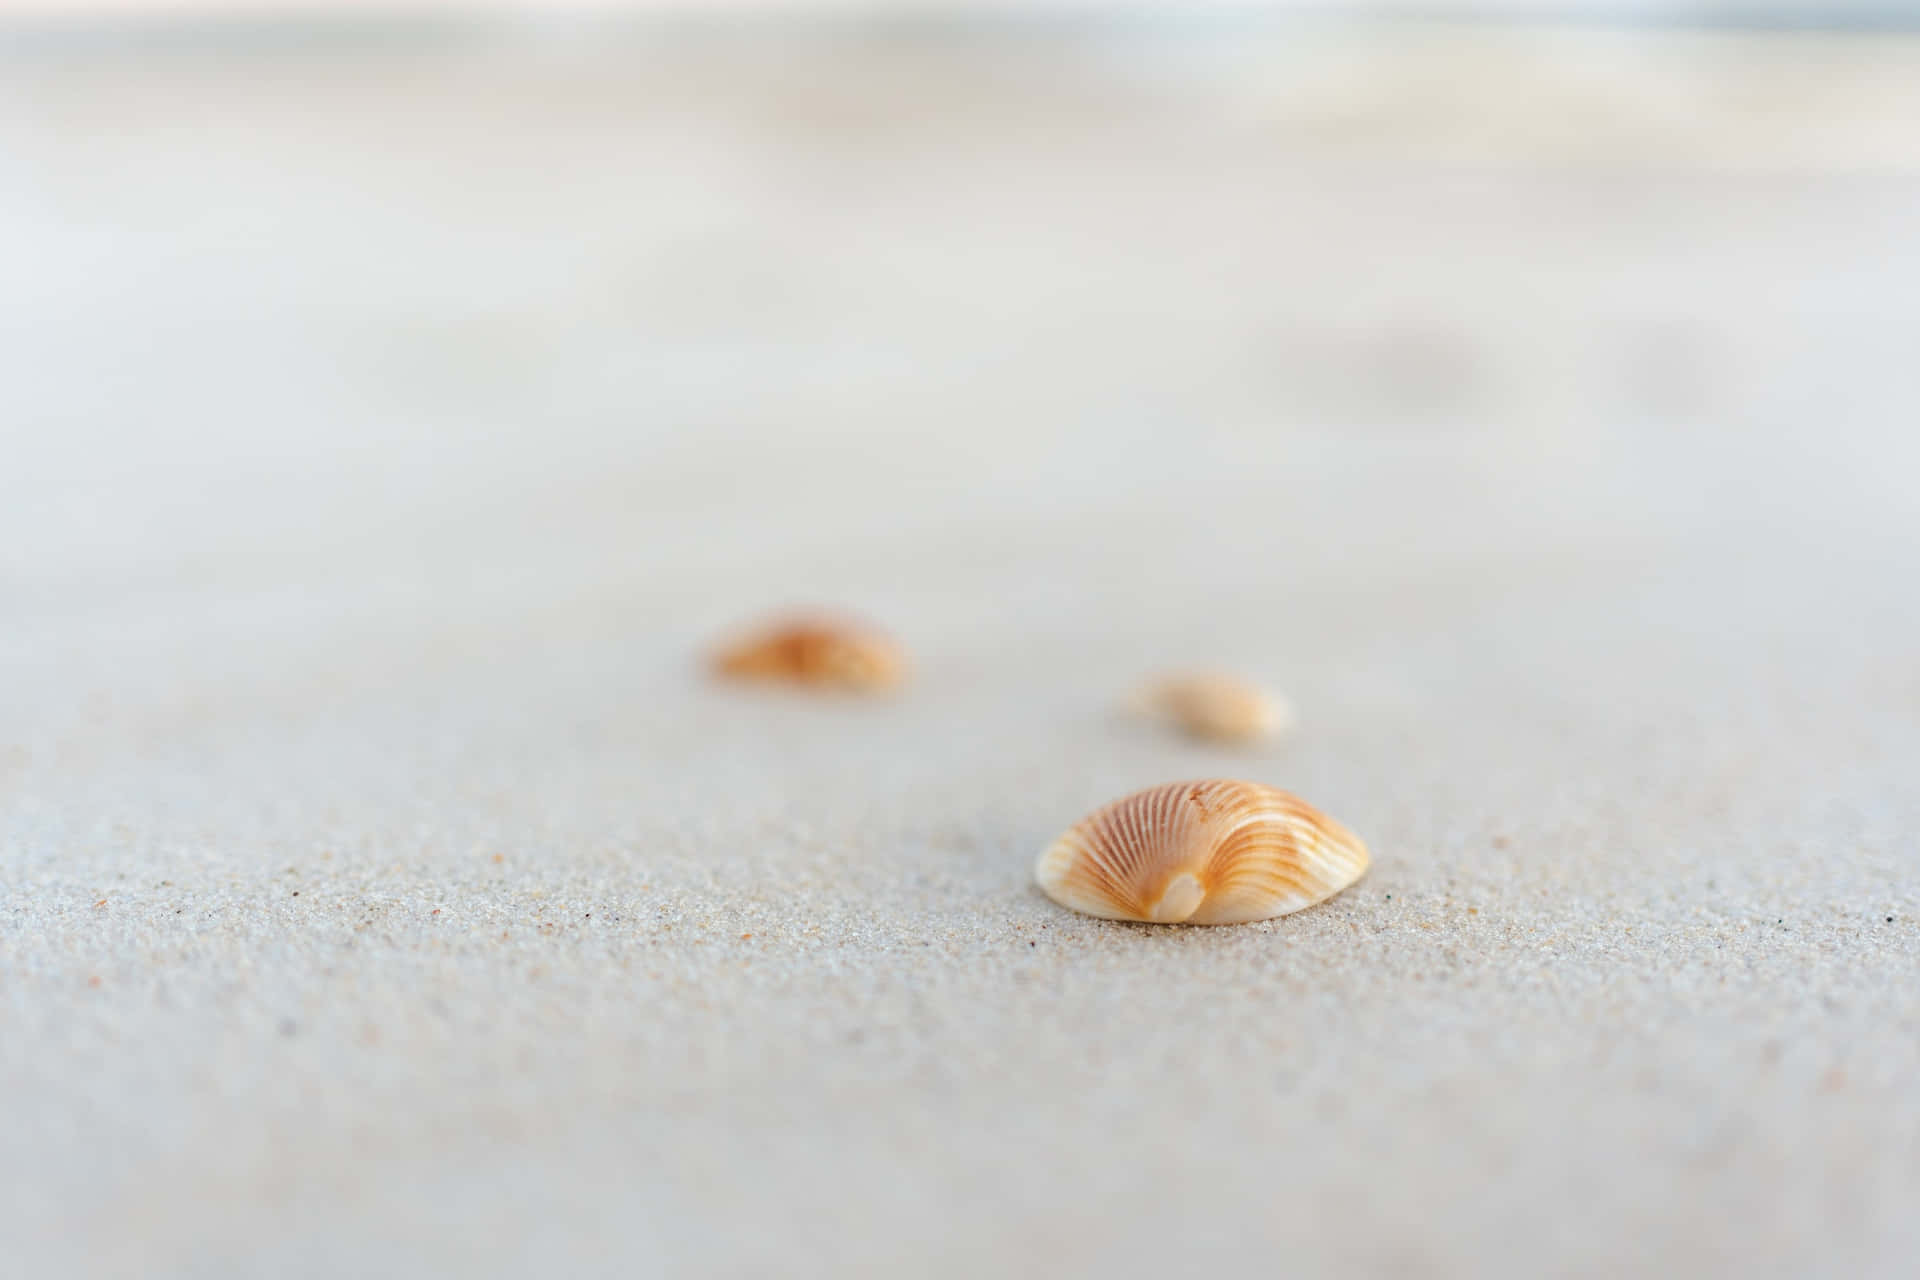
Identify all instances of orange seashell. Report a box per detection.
[1035,780,1368,924]
[1135,673,1292,745]
[710,613,906,692]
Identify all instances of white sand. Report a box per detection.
[4,25,1919,1277]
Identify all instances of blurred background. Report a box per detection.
[8,0,1920,723]
[5,1,1920,1276]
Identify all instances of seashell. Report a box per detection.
[710,612,906,692]
[1135,672,1292,745]
[1035,779,1368,924]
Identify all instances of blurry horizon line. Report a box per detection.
[5,0,1920,57]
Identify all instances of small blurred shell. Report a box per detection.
[1136,673,1291,745]
[710,613,906,692]
[1035,779,1368,925]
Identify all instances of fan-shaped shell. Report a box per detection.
[1034,780,1368,924]
[710,613,906,692]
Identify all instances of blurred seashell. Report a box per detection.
[710,612,906,692]
[1135,673,1291,745]
[1035,780,1367,924]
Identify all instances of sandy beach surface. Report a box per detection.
[4,23,1920,1276]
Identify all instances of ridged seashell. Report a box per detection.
[710,612,906,692]
[1035,780,1368,924]
[1135,673,1292,745]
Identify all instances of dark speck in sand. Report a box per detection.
[279,1019,298,1037]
